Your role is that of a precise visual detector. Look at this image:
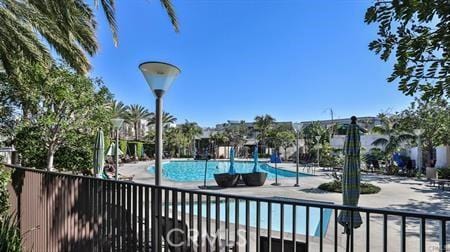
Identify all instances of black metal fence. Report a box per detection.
[4,164,450,251]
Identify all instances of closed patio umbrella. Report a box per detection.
[228,147,236,174]
[252,145,259,172]
[338,116,365,251]
[93,129,105,178]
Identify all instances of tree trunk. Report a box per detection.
[134,123,139,140]
[46,147,55,171]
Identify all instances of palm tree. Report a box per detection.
[110,100,128,118]
[224,121,248,157]
[301,121,329,153]
[147,111,177,128]
[0,0,179,74]
[371,115,414,166]
[181,121,202,156]
[126,104,152,140]
[211,131,230,158]
[254,114,275,153]
[165,127,188,157]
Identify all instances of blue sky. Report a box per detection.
[90,0,413,127]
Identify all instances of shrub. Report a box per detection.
[136,142,143,159]
[0,165,10,216]
[318,180,381,194]
[384,165,400,175]
[438,168,450,179]
[119,140,128,156]
[0,214,22,252]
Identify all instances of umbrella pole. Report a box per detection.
[346,232,350,252]
[203,159,208,188]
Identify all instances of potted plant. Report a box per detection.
[214,147,239,187]
[241,146,267,186]
[426,159,437,180]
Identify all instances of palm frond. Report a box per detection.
[371,125,387,135]
[95,0,118,46]
[371,138,388,147]
[160,0,179,32]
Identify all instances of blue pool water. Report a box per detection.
[174,201,332,237]
[148,160,310,182]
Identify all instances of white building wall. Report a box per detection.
[331,134,387,151]
[436,146,450,168]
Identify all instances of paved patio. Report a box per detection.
[118,159,450,251]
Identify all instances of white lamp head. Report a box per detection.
[413,128,424,136]
[293,123,303,132]
[139,61,181,97]
[111,118,124,130]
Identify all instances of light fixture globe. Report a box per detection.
[111,118,124,130]
[139,61,181,96]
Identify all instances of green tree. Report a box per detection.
[397,98,450,160]
[109,100,128,118]
[254,114,276,153]
[302,122,329,156]
[371,114,414,165]
[148,111,177,128]
[0,0,179,74]
[181,121,203,156]
[165,127,189,157]
[223,121,248,157]
[276,130,296,161]
[126,104,151,140]
[12,64,112,170]
[365,1,450,100]
[210,131,230,158]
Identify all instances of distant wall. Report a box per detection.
[331,134,387,151]
[436,146,450,168]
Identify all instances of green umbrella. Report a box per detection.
[93,129,105,178]
[338,119,364,250]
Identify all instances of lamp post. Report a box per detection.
[111,118,124,180]
[414,129,424,172]
[315,135,321,168]
[139,61,180,186]
[293,123,303,187]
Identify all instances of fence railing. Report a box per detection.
[3,164,450,252]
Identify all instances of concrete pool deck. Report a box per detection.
[118,159,450,251]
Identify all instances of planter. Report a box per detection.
[241,172,267,186]
[426,167,437,180]
[213,173,240,187]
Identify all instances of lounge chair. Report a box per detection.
[259,236,306,252]
[430,178,450,190]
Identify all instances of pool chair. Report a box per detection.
[259,236,306,252]
[213,173,240,187]
[241,172,267,186]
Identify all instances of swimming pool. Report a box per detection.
[175,201,332,237]
[148,160,311,182]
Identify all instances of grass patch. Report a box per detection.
[318,181,381,194]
